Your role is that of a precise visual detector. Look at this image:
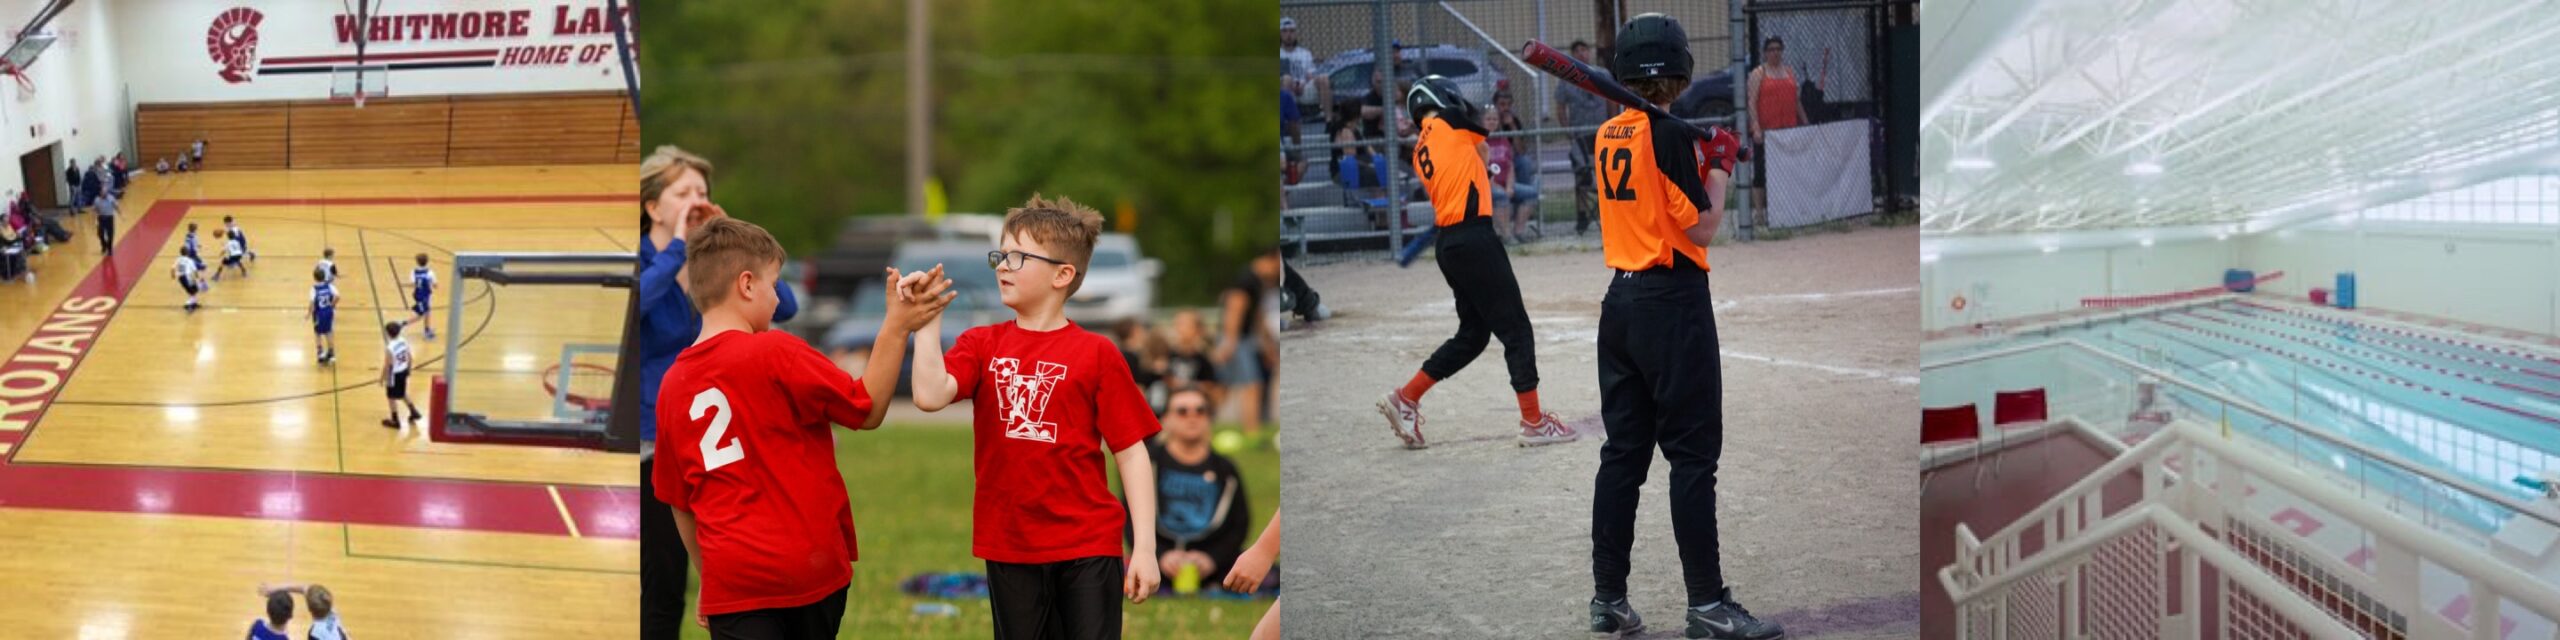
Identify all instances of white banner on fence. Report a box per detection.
[1766,119,1873,228]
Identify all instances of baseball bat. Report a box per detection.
[1520,40,1734,152]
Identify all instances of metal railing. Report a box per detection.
[1926,338,2560,535]
[1941,419,2560,639]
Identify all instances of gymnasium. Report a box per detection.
[1922,0,2560,637]
[0,0,639,636]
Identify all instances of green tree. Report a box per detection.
[637,0,1277,305]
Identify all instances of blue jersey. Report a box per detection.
[412,266,436,300]
[182,231,199,257]
[247,620,289,640]
[311,283,339,316]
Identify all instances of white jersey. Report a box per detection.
[172,257,199,284]
[225,236,245,258]
[386,337,413,375]
[308,614,346,640]
[316,258,338,283]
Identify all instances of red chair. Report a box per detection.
[1922,404,1983,491]
[1990,388,2050,476]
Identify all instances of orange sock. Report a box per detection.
[1399,371,1437,403]
[1518,390,1543,423]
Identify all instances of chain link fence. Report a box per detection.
[1279,0,1911,262]
[1741,0,1915,230]
[1279,0,1741,263]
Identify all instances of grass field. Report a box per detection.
[680,421,1279,638]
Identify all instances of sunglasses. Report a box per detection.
[1168,405,1210,416]
[988,249,1069,271]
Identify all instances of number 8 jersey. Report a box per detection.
[1593,109,1719,272]
[651,329,877,615]
[1413,115,1492,228]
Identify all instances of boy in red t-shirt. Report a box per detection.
[654,218,954,639]
[908,194,1163,640]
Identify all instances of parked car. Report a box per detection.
[1065,233,1160,326]
[1671,63,1744,120]
[819,241,1008,394]
[1316,44,1507,116]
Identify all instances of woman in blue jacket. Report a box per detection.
[635,145,798,640]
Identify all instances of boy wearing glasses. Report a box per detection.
[909,194,1164,640]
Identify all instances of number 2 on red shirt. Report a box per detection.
[692,387,745,471]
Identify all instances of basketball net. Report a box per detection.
[2,63,29,102]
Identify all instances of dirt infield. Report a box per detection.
[1277,225,1921,638]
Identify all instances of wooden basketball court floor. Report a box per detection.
[0,166,639,637]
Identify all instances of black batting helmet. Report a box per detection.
[1611,13,1692,82]
[1405,74,1483,133]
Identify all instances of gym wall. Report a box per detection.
[118,0,636,169]
[0,0,130,199]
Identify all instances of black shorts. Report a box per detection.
[386,371,409,398]
[179,279,198,295]
[987,556,1122,640]
[705,585,848,640]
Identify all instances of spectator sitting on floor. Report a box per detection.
[1164,309,1224,410]
[155,157,171,174]
[1119,317,1172,415]
[1132,386,1253,589]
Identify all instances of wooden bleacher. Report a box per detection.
[135,101,289,169]
[133,91,636,170]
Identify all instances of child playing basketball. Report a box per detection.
[181,222,202,267]
[908,194,1163,640]
[213,226,250,280]
[410,253,437,340]
[383,320,422,432]
[317,248,340,284]
[1584,14,1780,640]
[654,217,953,639]
[257,583,347,640]
[308,266,338,364]
[1376,75,1579,449]
[248,590,294,640]
[174,253,205,312]
[225,215,256,262]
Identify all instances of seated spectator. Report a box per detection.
[176,151,193,172]
[155,157,171,174]
[1164,309,1224,407]
[1136,386,1252,588]
[1117,317,1171,415]
[110,153,129,195]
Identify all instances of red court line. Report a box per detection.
[262,49,504,65]
[188,194,628,207]
[0,463,635,538]
[0,195,639,539]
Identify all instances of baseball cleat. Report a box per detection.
[1591,597,1645,638]
[1518,412,1580,447]
[1686,588,1784,639]
[1377,389,1427,449]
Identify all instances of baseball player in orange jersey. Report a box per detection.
[1584,13,1785,640]
[1374,74,1580,450]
